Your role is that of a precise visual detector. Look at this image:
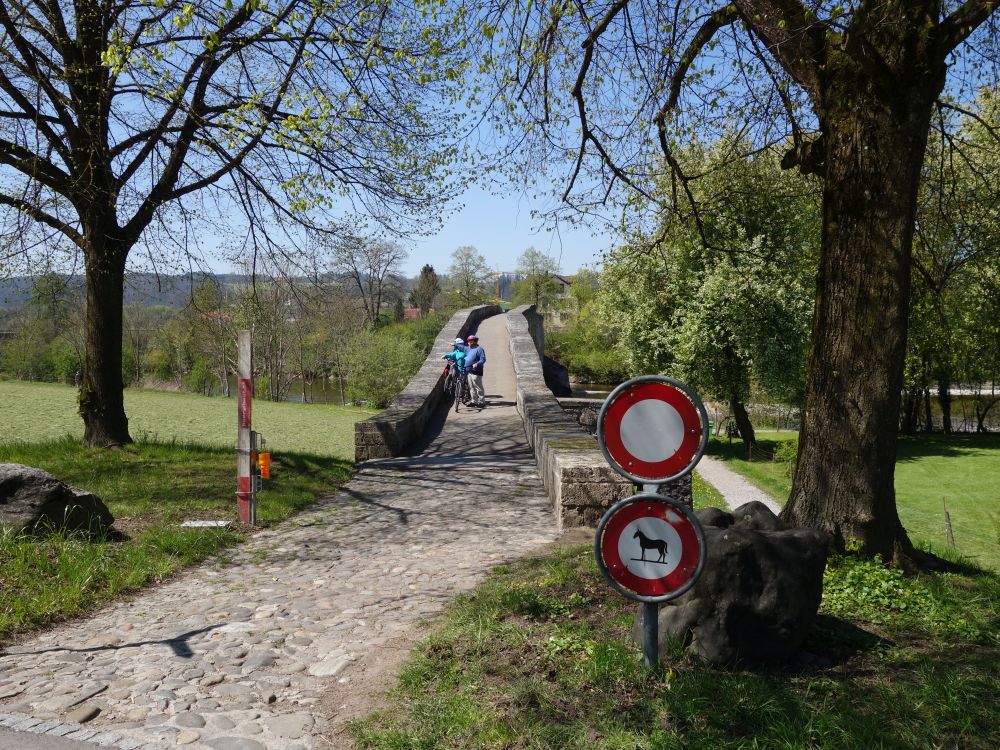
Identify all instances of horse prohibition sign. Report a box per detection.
[595,494,706,602]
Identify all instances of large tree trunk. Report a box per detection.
[79,243,132,446]
[900,387,920,435]
[937,372,952,434]
[730,399,756,446]
[781,47,945,563]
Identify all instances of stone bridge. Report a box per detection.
[354,304,691,527]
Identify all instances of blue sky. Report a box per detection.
[402,183,613,277]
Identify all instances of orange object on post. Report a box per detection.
[258,452,271,479]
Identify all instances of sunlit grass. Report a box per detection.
[706,431,1000,570]
[351,545,1000,750]
[0,379,376,459]
[0,437,352,641]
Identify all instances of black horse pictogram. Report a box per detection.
[633,529,668,563]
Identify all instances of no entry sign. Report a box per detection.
[597,376,708,483]
[595,494,706,602]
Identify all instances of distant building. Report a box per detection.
[552,274,572,299]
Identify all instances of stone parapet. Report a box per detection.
[509,305,692,526]
[557,397,604,435]
[354,305,501,461]
[508,306,631,528]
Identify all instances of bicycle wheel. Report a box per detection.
[454,374,461,412]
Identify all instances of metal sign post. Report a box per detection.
[236,330,256,526]
[593,376,709,670]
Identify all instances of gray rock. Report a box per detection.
[730,500,785,531]
[65,703,100,723]
[242,653,276,670]
[308,655,351,677]
[636,505,828,665]
[0,464,113,533]
[205,714,237,730]
[174,712,206,728]
[266,712,313,738]
[205,738,266,750]
[695,506,733,529]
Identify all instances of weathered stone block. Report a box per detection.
[0,464,114,534]
[633,503,828,665]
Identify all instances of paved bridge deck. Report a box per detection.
[0,313,559,750]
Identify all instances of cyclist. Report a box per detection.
[443,337,468,370]
[465,334,486,408]
[443,338,469,406]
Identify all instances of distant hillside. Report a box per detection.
[0,272,284,310]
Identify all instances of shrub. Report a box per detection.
[184,358,217,396]
[342,330,425,408]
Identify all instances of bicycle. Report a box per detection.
[443,362,472,412]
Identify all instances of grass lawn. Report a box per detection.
[0,379,377,459]
[0,380,374,642]
[351,545,1000,750]
[706,431,1000,570]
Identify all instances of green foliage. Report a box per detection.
[546,305,626,382]
[513,248,560,310]
[410,264,442,314]
[45,339,81,383]
[184,358,217,396]
[545,267,625,382]
[342,329,426,407]
[904,89,1000,431]
[772,438,798,477]
[599,140,818,406]
[447,245,493,306]
[822,551,992,642]
[379,311,450,356]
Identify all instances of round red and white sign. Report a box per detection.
[594,494,705,602]
[597,376,707,483]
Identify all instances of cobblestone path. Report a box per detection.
[0,314,558,750]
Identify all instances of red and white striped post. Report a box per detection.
[236,329,256,525]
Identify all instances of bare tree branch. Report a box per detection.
[939,0,1000,56]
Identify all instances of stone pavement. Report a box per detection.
[0,313,558,750]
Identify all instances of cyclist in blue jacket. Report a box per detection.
[464,334,486,408]
[443,337,467,369]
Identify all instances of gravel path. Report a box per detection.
[695,455,782,514]
[0,313,558,750]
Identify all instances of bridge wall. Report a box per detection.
[508,307,693,526]
[507,305,634,528]
[354,304,501,461]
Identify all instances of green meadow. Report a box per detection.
[0,379,375,458]
[706,431,1000,570]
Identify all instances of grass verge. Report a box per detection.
[0,436,352,643]
[707,432,1000,571]
[350,545,1000,750]
[0,379,376,459]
